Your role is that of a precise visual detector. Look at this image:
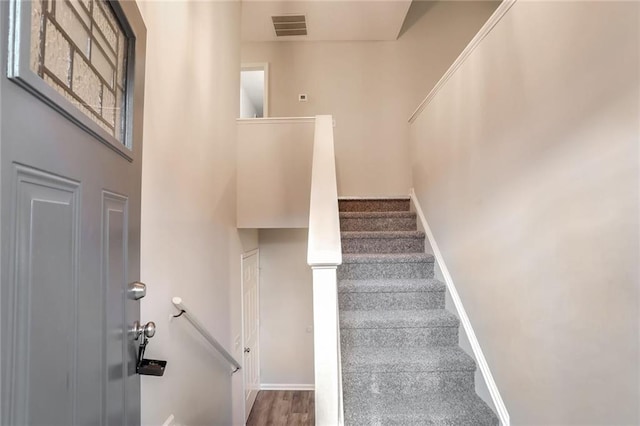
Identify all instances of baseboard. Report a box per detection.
[409,188,510,426]
[260,383,315,391]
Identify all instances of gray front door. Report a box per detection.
[0,1,147,425]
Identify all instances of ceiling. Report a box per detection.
[241,1,414,42]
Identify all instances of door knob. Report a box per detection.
[144,321,156,338]
[131,321,156,340]
[244,347,251,353]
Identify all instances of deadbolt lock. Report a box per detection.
[128,281,147,300]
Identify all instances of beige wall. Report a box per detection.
[138,2,257,425]
[410,1,639,424]
[257,229,315,387]
[237,119,314,228]
[242,1,499,197]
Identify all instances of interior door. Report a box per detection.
[242,249,260,421]
[0,1,147,425]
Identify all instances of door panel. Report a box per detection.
[0,1,147,425]
[13,166,80,426]
[103,191,128,426]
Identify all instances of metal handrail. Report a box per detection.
[171,296,241,374]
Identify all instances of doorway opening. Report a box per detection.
[240,63,269,118]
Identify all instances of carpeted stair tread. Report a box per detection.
[340,309,459,329]
[341,230,426,254]
[342,253,434,264]
[339,279,446,310]
[340,211,417,232]
[344,391,499,426]
[338,278,445,293]
[339,198,410,212]
[340,211,416,219]
[341,230,425,239]
[338,253,433,280]
[342,346,476,373]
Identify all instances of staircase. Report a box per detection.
[337,197,499,425]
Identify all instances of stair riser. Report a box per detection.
[342,371,475,399]
[342,237,425,254]
[341,327,458,347]
[337,262,434,280]
[339,199,410,212]
[340,217,416,232]
[339,291,445,310]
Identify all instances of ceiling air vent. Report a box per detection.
[272,15,307,37]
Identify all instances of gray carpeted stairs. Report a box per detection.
[337,198,499,426]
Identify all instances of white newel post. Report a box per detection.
[311,267,341,426]
[307,115,343,425]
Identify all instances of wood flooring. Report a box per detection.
[246,391,314,426]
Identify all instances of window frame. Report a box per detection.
[7,0,136,160]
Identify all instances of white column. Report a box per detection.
[312,267,340,426]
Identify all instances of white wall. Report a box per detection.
[410,1,639,424]
[258,229,314,387]
[138,2,258,425]
[241,1,499,196]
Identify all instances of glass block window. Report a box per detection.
[30,0,129,144]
